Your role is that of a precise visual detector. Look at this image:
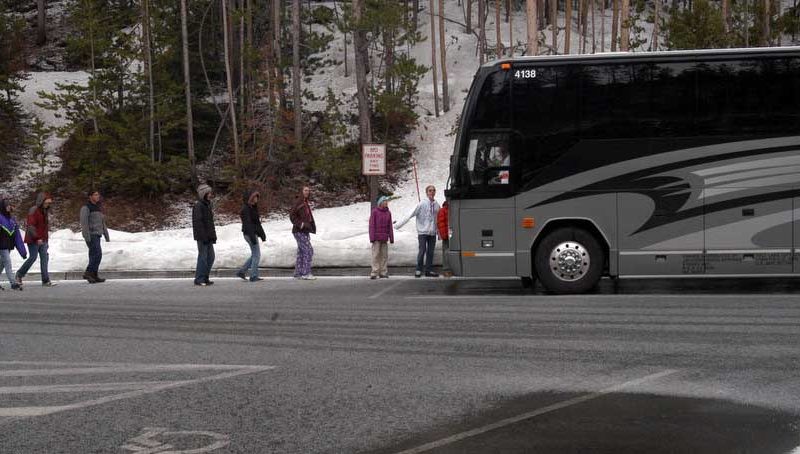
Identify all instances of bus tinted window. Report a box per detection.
[512,65,579,186]
[471,70,510,129]
[697,58,800,136]
[649,62,696,137]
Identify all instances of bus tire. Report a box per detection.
[534,227,604,294]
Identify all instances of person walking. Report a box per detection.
[237,190,266,282]
[0,199,27,291]
[193,183,217,286]
[16,192,55,287]
[79,190,110,284]
[437,200,451,278]
[368,195,394,279]
[289,186,316,280]
[395,185,440,278]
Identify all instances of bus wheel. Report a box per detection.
[534,228,604,294]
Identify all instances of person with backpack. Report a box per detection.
[237,190,266,282]
[0,199,28,291]
[16,192,55,287]
[368,196,394,279]
[79,190,110,284]
[289,186,316,280]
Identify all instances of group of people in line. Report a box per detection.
[0,183,451,290]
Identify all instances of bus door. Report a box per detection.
[457,130,517,276]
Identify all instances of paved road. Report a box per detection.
[1,277,799,453]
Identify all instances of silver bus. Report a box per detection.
[445,47,800,293]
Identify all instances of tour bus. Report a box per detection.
[445,46,800,294]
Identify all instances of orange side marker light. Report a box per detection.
[521,217,535,229]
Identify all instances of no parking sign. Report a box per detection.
[362,144,386,176]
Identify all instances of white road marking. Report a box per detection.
[122,427,230,453]
[0,381,176,394]
[390,369,679,454]
[370,281,406,299]
[0,363,268,377]
[0,362,275,418]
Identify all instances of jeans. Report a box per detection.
[86,235,102,274]
[239,235,261,279]
[17,242,50,282]
[195,241,216,284]
[0,249,14,285]
[417,234,436,273]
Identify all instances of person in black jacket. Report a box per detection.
[192,183,217,286]
[236,190,266,282]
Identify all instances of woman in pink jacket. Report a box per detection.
[368,196,394,279]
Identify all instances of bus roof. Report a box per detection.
[481,46,800,68]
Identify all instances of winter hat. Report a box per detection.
[376,196,390,206]
[197,184,213,200]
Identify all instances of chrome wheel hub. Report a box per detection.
[549,241,590,282]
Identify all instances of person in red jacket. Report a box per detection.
[368,196,394,279]
[15,192,55,287]
[437,200,451,277]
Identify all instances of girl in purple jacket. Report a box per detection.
[369,196,394,279]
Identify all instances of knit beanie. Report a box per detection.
[197,184,213,200]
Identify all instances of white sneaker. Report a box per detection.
[302,274,317,280]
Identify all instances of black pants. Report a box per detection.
[86,235,102,274]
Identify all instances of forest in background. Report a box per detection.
[2,0,800,228]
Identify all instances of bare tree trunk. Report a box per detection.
[611,0,618,51]
[429,0,440,116]
[600,0,605,51]
[413,0,419,30]
[652,0,659,50]
[744,0,750,47]
[141,0,155,162]
[292,0,302,150]
[762,0,770,46]
[581,0,588,52]
[274,0,285,108]
[506,0,510,22]
[550,0,557,53]
[721,0,730,35]
[180,0,197,187]
[620,0,629,50]
[478,0,485,63]
[240,0,247,155]
[495,0,502,57]
[466,0,472,33]
[509,0,513,55]
[589,0,592,54]
[265,0,276,108]
[526,0,539,55]
[439,0,449,111]
[37,0,46,45]
[565,0,572,54]
[222,0,241,170]
[353,0,375,206]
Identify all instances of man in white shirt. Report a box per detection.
[395,185,440,277]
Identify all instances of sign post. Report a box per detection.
[362,144,386,207]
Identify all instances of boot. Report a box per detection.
[83,272,97,284]
[92,272,106,283]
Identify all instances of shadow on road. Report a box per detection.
[366,392,800,454]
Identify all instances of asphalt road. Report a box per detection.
[1,276,799,454]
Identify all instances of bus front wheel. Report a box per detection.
[534,228,604,294]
